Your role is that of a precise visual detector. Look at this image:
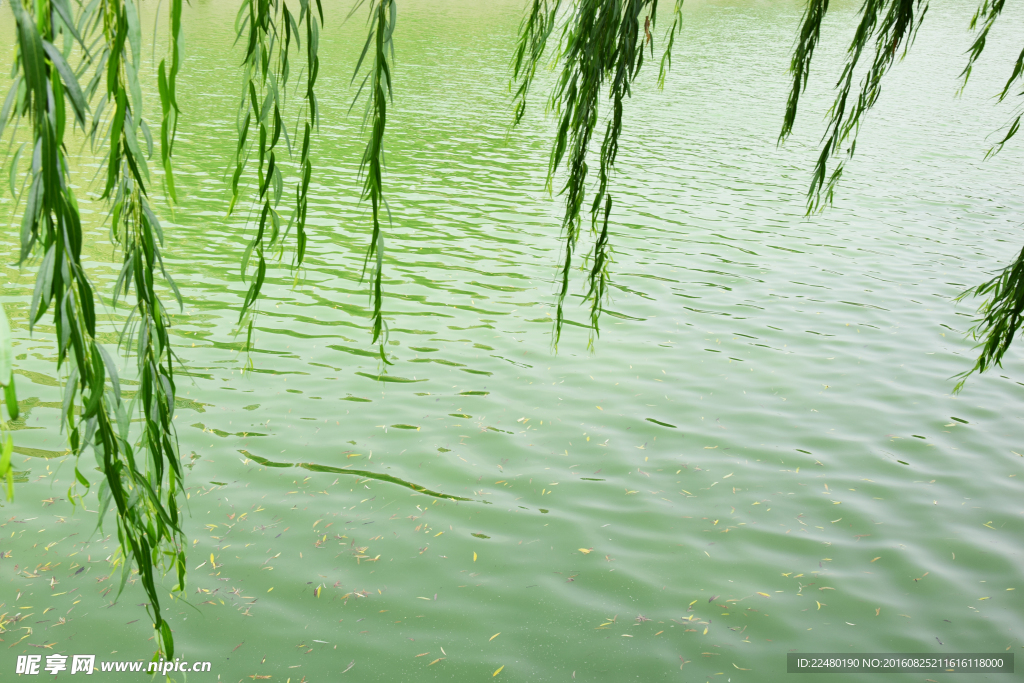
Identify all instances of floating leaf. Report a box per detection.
[490,633,501,641]
[493,665,504,676]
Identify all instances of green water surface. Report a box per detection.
[1,1,1022,681]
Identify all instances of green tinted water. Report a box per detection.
[1,1,1023,681]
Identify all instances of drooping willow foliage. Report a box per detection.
[954,245,1024,391]
[230,0,323,347]
[1,0,1021,657]
[778,0,1024,389]
[350,0,397,361]
[511,0,683,345]
[2,0,188,657]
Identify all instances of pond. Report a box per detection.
[1,0,1022,680]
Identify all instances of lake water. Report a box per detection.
[1,0,1022,680]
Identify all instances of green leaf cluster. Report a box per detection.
[511,0,683,346]
[231,0,324,332]
[2,0,187,657]
[779,0,1023,389]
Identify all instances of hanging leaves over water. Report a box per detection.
[231,0,324,325]
[511,0,683,346]
[954,246,1024,391]
[349,0,397,363]
[2,0,332,653]
[779,0,1024,387]
[2,0,189,657]
[780,0,931,213]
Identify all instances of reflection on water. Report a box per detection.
[1,0,1023,680]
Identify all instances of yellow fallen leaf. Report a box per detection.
[596,406,603,410]
[757,592,770,598]
[816,601,823,610]
[428,658,441,666]
[871,557,881,563]
[490,633,500,641]
[210,553,216,568]
[493,665,504,676]
[979,597,990,600]
[578,548,592,554]
[702,626,708,635]
[267,587,274,592]
[415,652,429,657]
[733,664,750,670]
[473,552,478,562]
